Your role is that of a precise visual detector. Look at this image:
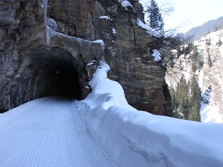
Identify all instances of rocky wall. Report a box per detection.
[0,0,172,116]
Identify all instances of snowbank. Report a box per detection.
[74,61,223,167]
[137,18,162,38]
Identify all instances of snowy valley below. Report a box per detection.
[1,61,223,167]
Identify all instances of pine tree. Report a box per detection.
[191,45,199,72]
[147,0,164,34]
[184,42,194,55]
[176,46,182,58]
[188,101,201,121]
[206,38,211,46]
[171,74,201,121]
[170,87,181,118]
[176,75,189,118]
[169,87,177,110]
[207,49,212,67]
[219,39,222,46]
[216,39,222,46]
[188,76,201,121]
[190,76,201,104]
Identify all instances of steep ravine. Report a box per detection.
[165,29,223,122]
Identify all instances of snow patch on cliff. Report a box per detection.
[46,26,105,51]
[119,0,134,11]
[137,18,162,37]
[99,16,111,20]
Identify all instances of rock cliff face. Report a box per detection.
[0,0,171,116]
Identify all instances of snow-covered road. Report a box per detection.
[0,97,112,167]
[1,61,223,167]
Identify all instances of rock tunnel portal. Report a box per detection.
[24,48,83,101]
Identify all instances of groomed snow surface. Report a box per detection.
[0,97,112,167]
[1,61,223,167]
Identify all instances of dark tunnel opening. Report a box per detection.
[27,48,83,100]
[44,61,81,98]
[0,48,86,113]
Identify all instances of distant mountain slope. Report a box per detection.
[184,16,223,41]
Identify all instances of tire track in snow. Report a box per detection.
[0,97,113,167]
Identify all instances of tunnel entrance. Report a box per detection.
[42,60,81,98]
[27,48,83,100]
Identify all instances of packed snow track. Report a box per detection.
[0,97,112,167]
[1,60,223,167]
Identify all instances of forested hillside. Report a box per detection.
[184,16,223,41]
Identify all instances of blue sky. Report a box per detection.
[163,0,223,33]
